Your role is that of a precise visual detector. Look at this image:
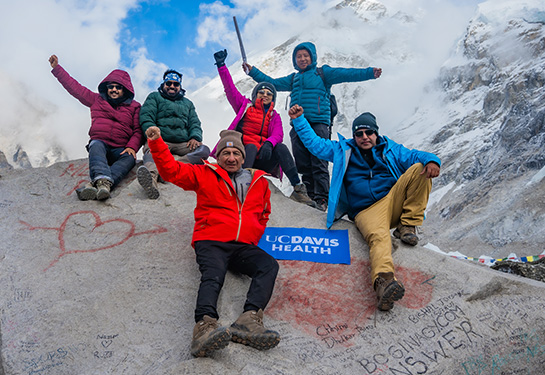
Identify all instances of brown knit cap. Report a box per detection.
[215,130,246,159]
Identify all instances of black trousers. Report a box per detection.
[194,240,279,323]
[243,142,301,186]
[289,122,330,202]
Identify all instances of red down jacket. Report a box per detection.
[148,136,271,247]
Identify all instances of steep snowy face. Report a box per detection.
[402,0,545,253]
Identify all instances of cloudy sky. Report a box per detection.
[0,0,482,164]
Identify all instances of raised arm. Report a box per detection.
[49,54,97,107]
[247,66,294,92]
[214,49,248,112]
[321,65,380,86]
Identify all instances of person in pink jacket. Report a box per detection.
[49,55,143,200]
[212,49,312,205]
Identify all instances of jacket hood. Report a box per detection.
[98,69,135,101]
[292,42,317,72]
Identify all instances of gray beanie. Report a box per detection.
[251,82,277,103]
[352,112,379,134]
[215,130,246,159]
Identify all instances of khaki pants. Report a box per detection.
[354,163,432,283]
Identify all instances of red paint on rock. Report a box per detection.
[266,259,433,342]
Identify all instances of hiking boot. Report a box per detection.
[184,145,210,165]
[393,224,419,246]
[95,179,112,201]
[374,272,405,311]
[137,166,160,199]
[313,198,327,212]
[190,315,231,357]
[76,182,97,201]
[289,183,315,206]
[230,309,280,350]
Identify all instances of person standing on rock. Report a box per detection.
[144,126,280,357]
[49,55,143,201]
[138,69,210,199]
[243,41,382,211]
[288,104,441,312]
[212,49,313,206]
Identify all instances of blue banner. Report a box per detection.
[258,227,350,264]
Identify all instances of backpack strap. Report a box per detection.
[316,67,329,90]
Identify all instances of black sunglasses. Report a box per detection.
[354,129,376,138]
[165,81,180,87]
[106,84,123,90]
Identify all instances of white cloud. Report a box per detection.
[195,0,339,63]
[0,0,139,165]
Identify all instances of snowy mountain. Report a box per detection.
[192,0,545,257]
[401,0,545,257]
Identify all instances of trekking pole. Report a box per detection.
[233,16,249,74]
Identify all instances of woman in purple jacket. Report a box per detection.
[49,55,143,201]
[211,49,312,205]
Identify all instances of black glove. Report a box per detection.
[258,141,273,161]
[214,49,227,67]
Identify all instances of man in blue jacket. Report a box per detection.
[288,105,441,311]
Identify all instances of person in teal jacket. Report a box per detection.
[288,104,441,312]
[138,69,210,199]
[243,42,381,211]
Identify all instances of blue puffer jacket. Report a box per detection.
[249,42,377,125]
[292,115,441,228]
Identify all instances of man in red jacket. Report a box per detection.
[145,126,280,357]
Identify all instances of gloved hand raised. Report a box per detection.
[214,49,228,67]
[258,141,273,161]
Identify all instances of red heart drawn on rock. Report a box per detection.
[58,211,135,253]
[21,211,168,272]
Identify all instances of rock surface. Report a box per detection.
[1,159,544,375]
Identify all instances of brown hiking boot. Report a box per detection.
[393,224,419,246]
[230,309,280,350]
[76,182,97,201]
[95,179,113,201]
[137,165,160,199]
[289,183,315,206]
[374,272,405,311]
[190,315,231,357]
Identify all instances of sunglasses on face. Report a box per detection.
[257,89,273,97]
[165,81,180,87]
[106,84,123,90]
[354,129,376,138]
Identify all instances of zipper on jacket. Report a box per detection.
[235,173,266,242]
[259,115,266,146]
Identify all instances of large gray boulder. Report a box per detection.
[0,159,544,374]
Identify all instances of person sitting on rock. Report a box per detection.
[145,126,280,357]
[288,104,441,312]
[211,49,313,206]
[49,54,143,201]
[138,69,210,199]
